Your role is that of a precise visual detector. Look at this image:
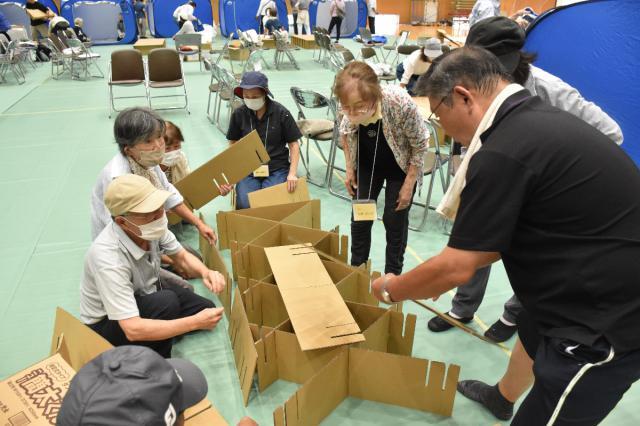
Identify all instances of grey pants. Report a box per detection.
[450,265,522,324]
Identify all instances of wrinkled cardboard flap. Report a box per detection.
[175,130,269,209]
[265,245,364,351]
[248,177,310,208]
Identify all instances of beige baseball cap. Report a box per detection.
[104,174,171,216]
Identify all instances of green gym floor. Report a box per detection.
[0,37,637,426]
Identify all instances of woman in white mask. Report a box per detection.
[219,71,302,209]
[335,62,429,275]
[159,121,190,185]
[90,107,216,261]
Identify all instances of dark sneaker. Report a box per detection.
[484,319,517,343]
[457,380,514,421]
[427,312,473,332]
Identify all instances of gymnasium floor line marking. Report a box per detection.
[404,245,512,357]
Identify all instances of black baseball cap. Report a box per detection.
[466,16,526,73]
[57,346,208,426]
[234,71,274,98]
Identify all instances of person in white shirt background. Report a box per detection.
[367,0,377,34]
[256,0,276,34]
[173,1,196,29]
[468,0,500,26]
[396,37,443,96]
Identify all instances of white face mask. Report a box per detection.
[162,149,183,167]
[124,214,168,241]
[244,97,265,111]
[134,148,164,169]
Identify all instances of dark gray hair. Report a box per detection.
[113,107,165,154]
[415,46,512,105]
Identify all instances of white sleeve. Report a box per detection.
[401,53,418,85]
[160,229,183,256]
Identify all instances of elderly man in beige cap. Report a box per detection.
[81,174,226,358]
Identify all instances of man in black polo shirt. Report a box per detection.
[371,47,640,425]
[26,0,54,42]
[221,72,301,209]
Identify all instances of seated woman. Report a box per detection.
[160,121,190,185]
[72,18,91,43]
[219,71,301,209]
[396,37,442,96]
[263,8,283,35]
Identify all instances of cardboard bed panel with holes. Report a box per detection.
[273,347,461,425]
[174,130,270,210]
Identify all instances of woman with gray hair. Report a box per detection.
[90,107,216,246]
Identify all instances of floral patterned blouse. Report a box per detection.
[339,84,429,186]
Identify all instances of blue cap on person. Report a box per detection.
[234,71,274,99]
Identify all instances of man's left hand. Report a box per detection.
[371,273,396,302]
[287,174,298,193]
[197,222,217,245]
[202,270,226,294]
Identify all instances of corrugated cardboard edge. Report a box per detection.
[199,213,232,318]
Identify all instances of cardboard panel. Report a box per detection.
[0,353,74,426]
[228,288,258,406]
[248,177,310,208]
[335,271,380,307]
[216,200,320,250]
[242,282,289,328]
[49,307,114,372]
[184,399,228,426]
[347,348,460,417]
[221,215,280,252]
[233,244,273,282]
[265,244,364,351]
[273,349,350,426]
[175,130,270,209]
[199,214,232,318]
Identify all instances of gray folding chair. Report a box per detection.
[382,30,409,65]
[214,63,242,132]
[273,30,299,70]
[290,87,338,187]
[174,33,203,71]
[66,37,103,80]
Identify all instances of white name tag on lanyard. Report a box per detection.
[253,164,270,177]
[352,199,377,221]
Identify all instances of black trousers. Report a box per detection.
[350,171,414,275]
[178,19,186,29]
[328,16,343,41]
[368,16,375,34]
[513,312,640,425]
[292,12,298,35]
[89,284,214,358]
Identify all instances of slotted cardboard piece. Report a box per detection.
[274,347,461,425]
[183,399,228,426]
[248,177,310,208]
[216,200,321,250]
[175,130,270,209]
[242,281,290,329]
[199,214,232,317]
[254,300,416,392]
[228,288,259,406]
[264,244,365,351]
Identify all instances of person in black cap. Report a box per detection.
[426,15,624,344]
[219,71,302,209]
[57,345,207,425]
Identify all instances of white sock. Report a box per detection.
[449,311,464,320]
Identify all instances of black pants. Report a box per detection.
[178,19,186,29]
[351,171,414,275]
[258,15,265,34]
[89,284,214,358]
[513,312,640,425]
[368,16,375,34]
[328,16,343,41]
[292,12,298,35]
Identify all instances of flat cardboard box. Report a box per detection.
[216,200,321,250]
[248,177,310,208]
[175,130,270,209]
[0,353,74,426]
[273,347,461,425]
[26,8,48,20]
[264,244,365,351]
